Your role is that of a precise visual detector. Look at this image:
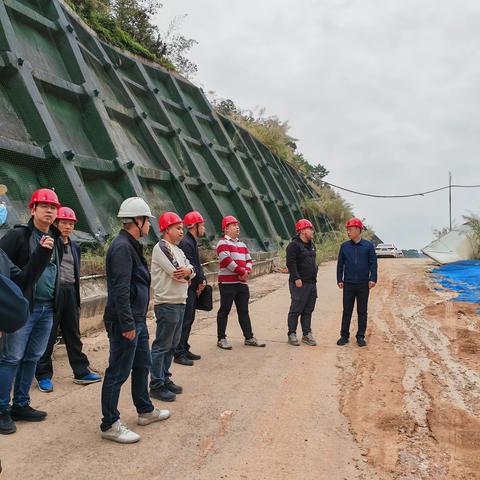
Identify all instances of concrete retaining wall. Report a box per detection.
[79,251,279,334]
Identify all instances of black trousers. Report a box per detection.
[36,284,90,380]
[217,283,253,340]
[174,286,197,357]
[287,282,317,335]
[340,282,370,339]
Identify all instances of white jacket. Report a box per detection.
[151,240,195,305]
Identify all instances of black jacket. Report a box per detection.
[179,231,206,289]
[0,247,52,293]
[286,236,318,284]
[103,230,151,333]
[61,240,81,307]
[0,218,63,310]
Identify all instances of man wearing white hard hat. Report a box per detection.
[100,197,169,444]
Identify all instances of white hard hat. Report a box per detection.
[117,197,154,220]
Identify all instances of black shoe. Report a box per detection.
[185,351,201,361]
[357,337,367,347]
[174,355,194,366]
[150,386,176,402]
[165,380,183,394]
[11,404,47,422]
[0,411,16,434]
[336,336,349,346]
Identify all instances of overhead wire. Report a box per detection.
[319,180,480,198]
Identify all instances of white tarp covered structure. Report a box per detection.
[422,223,477,264]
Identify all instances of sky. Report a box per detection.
[154,0,480,249]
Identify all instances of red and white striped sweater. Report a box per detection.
[216,235,253,284]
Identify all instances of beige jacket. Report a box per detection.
[151,240,196,305]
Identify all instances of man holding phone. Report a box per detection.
[0,188,60,434]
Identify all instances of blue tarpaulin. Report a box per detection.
[432,261,480,309]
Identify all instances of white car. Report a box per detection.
[375,243,401,258]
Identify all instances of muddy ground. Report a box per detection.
[0,259,479,479]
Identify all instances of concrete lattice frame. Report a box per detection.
[0,0,325,250]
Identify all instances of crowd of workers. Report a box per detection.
[0,188,377,443]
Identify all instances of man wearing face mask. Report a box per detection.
[285,219,319,347]
[0,188,62,434]
[100,198,170,444]
[35,207,101,393]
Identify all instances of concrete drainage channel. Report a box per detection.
[78,250,280,334]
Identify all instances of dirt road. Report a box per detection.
[1,259,479,479]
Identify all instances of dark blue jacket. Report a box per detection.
[103,230,151,333]
[179,231,206,289]
[337,239,378,284]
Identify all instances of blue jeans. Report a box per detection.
[0,303,54,411]
[150,304,185,390]
[100,321,154,431]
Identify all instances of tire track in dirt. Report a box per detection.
[339,259,480,479]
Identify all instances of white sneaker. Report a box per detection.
[101,420,140,444]
[288,333,300,346]
[217,338,232,350]
[302,332,317,346]
[138,408,170,426]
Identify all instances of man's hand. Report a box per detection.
[295,279,303,288]
[239,271,249,282]
[173,267,191,279]
[196,281,206,296]
[369,281,376,289]
[338,282,344,289]
[122,329,136,340]
[39,235,54,250]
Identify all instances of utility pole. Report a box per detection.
[449,172,452,232]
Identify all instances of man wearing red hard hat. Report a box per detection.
[149,212,195,402]
[174,211,207,366]
[0,188,61,434]
[216,215,265,349]
[285,219,319,346]
[336,217,378,347]
[36,207,101,393]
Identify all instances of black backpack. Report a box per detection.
[0,273,29,333]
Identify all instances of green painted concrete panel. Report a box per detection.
[0,0,326,249]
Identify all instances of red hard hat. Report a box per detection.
[159,211,182,231]
[222,215,239,231]
[346,217,364,230]
[183,211,205,227]
[28,188,61,209]
[57,206,77,223]
[295,219,314,232]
